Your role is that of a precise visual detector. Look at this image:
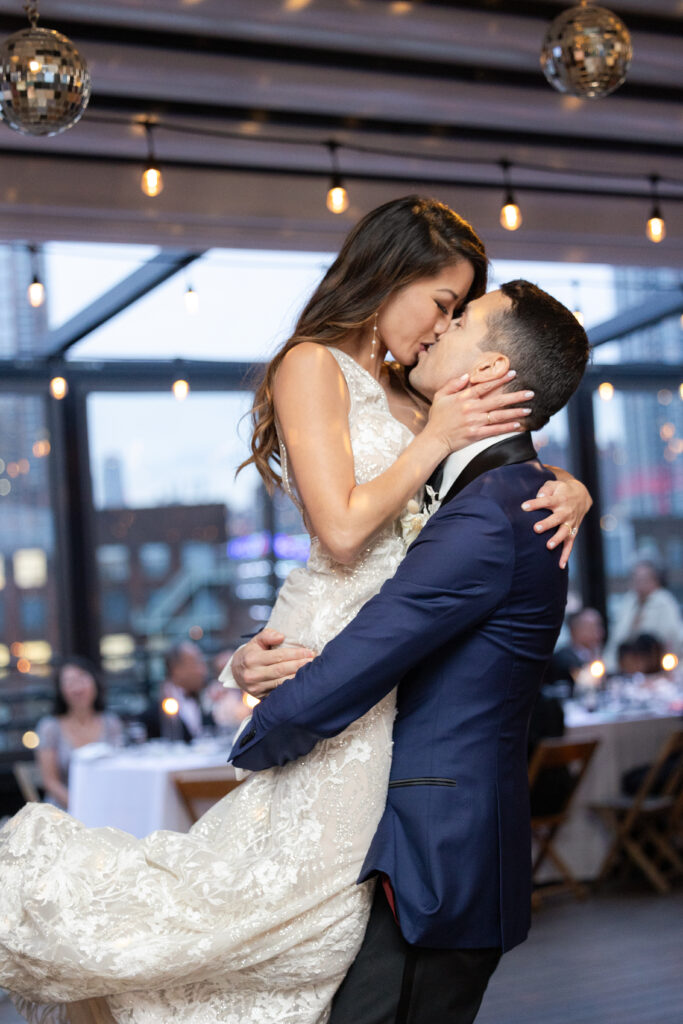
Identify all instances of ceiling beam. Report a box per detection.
[588,288,683,347]
[79,96,683,161]
[36,249,204,358]
[0,15,678,106]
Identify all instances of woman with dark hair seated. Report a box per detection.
[36,657,123,809]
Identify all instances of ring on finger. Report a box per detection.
[487,411,492,425]
[564,522,578,538]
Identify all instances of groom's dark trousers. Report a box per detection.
[329,884,500,1024]
[232,434,569,1019]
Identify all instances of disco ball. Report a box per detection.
[540,3,632,99]
[0,26,91,136]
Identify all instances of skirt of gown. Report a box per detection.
[0,535,404,1024]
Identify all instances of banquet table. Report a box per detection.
[536,701,682,882]
[68,739,237,838]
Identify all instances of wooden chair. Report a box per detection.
[529,737,600,905]
[173,768,243,824]
[13,761,43,803]
[591,729,683,894]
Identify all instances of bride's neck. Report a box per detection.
[335,329,388,380]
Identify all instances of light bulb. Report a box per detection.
[172,378,189,401]
[661,653,678,671]
[646,214,665,243]
[162,697,179,716]
[327,185,349,214]
[589,660,605,679]
[49,376,68,400]
[598,382,614,401]
[28,58,42,73]
[184,285,199,314]
[500,201,522,231]
[573,309,585,326]
[28,278,45,308]
[141,165,164,197]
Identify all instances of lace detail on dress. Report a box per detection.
[0,348,418,1024]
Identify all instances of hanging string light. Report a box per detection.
[26,244,45,307]
[49,376,68,399]
[184,282,199,314]
[499,160,522,231]
[141,122,164,197]
[325,141,349,214]
[646,175,666,244]
[172,378,189,400]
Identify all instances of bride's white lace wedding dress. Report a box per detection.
[0,349,418,1024]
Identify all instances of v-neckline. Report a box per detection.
[332,348,419,440]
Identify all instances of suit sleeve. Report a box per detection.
[231,497,513,770]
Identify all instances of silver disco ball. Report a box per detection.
[540,3,632,99]
[0,26,91,136]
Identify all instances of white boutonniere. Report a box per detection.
[399,485,441,546]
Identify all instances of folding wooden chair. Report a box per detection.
[529,737,600,905]
[173,768,243,824]
[13,761,43,803]
[591,729,683,894]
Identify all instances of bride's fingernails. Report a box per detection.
[521,502,531,510]
[522,408,532,415]
[525,391,535,398]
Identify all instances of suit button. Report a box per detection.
[239,728,256,748]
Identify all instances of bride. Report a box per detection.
[0,196,589,1024]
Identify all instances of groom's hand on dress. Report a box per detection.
[232,629,316,699]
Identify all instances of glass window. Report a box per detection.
[67,249,335,362]
[594,382,683,624]
[139,542,172,579]
[87,391,264,671]
[97,544,131,583]
[13,548,48,589]
[19,594,46,632]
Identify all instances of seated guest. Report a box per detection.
[142,640,209,743]
[605,560,682,669]
[546,606,605,695]
[36,657,123,810]
[618,633,664,676]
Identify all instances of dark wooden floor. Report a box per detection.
[477,887,683,1024]
[2,888,682,1023]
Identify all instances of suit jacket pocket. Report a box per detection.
[388,777,457,788]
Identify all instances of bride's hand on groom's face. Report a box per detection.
[232,629,316,698]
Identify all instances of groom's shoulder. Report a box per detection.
[436,459,552,521]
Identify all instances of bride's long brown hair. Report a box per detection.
[239,195,488,491]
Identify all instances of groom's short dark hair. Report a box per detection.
[483,280,589,431]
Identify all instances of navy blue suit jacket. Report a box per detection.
[231,435,568,952]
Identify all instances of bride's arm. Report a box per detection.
[522,466,592,570]
[274,343,530,565]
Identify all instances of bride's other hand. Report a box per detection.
[232,628,316,698]
[425,367,534,457]
[521,471,592,570]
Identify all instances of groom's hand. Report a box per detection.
[232,629,316,699]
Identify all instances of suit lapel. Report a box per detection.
[439,433,539,509]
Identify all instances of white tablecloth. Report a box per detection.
[536,706,682,881]
[69,740,236,838]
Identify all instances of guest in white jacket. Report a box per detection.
[605,559,683,670]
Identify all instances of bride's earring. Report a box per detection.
[371,312,378,360]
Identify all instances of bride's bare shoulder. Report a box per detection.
[274,344,347,405]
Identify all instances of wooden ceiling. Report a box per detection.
[0,0,681,264]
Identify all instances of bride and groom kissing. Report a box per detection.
[0,197,589,1024]
[231,280,590,1022]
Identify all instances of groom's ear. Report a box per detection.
[469,352,510,384]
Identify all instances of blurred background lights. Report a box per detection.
[22,730,40,749]
[661,653,678,671]
[49,376,68,400]
[161,696,179,716]
[172,378,190,400]
[598,382,614,401]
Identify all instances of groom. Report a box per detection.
[230,280,589,1024]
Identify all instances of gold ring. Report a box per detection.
[565,522,578,537]
[487,412,492,425]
